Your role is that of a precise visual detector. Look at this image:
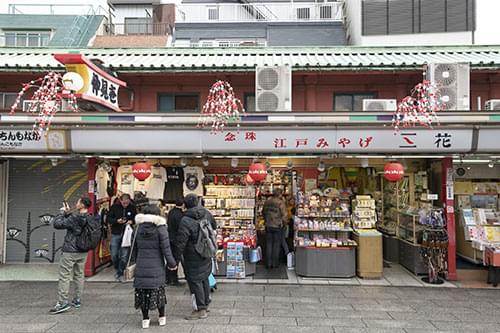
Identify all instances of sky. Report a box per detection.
[0,0,499,45]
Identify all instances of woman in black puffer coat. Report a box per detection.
[133,205,177,329]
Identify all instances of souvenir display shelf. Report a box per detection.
[294,190,356,278]
[204,185,257,277]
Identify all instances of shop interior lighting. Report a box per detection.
[317,160,326,172]
[488,160,495,168]
[231,158,239,168]
[286,160,293,169]
[50,158,58,167]
[359,158,369,168]
[180,157,188,167]
[452,159,491,163]
[202,156,209,167]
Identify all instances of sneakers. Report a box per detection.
[185,309,208,320]
[117,275,125,283]
[71,298,81,309]
[158,317,166,326]
[49,302,71,315]
[142,319,150,329]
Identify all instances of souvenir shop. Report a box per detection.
[88,154,450,282]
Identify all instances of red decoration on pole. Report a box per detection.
[384,162,405,182]
[132,162,152,181]
[198,80,244,134]
[392,80,444,133]
[10,71,78,137]
[248,163,268,182]
[244,174,255,185]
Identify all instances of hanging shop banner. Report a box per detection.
[54,54,127,112]
[476,128,500,153]
[70,129,202,153]
[0,128,68,152]
[334,129,473,153]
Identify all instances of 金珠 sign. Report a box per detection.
[54,54,127,112]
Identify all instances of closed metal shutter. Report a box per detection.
[420,0,446,33]
[388,0,414,34]
[6,159,87,263]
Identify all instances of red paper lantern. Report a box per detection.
[132,162,152,181]
[384,162,405,182]
[248,163,267,182]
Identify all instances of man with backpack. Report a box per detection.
[176,194,217,320]
[50,196,99,314]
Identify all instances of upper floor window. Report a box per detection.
[3,31,51,47]
[362,0,475,36]
[0,92,20,110]
[334,92,376,111]
[158,93,199,112]
[207,6,219,20]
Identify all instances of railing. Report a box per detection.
[102,23,170,36]
[8,3,108,16]
[176,2,343,23]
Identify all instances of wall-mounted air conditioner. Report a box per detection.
[427,63,470,111]
[362,99,397,111]
[255,65,292,112]
[485,100,500,111]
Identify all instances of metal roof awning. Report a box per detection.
[1,45,500,72]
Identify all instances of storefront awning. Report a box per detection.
[1,45,500,72]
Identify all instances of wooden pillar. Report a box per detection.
[442,157,457,281]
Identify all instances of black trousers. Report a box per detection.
[266,227,282,268]
[187,278,210,311]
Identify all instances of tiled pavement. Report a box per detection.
[1,281,500,333]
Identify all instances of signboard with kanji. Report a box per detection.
[0,129,67,152]
[54,54,127,112]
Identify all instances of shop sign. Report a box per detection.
[0,129,67,152]
[54,54,127,112]
[335,129,473,153]
[476,129,500,153]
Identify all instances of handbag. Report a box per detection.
[123,227,137,282]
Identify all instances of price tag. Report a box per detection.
[427,194,439,200]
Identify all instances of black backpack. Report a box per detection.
[194,217,217,259]
[76,214,102,252]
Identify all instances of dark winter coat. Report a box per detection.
[176,206,217,282]
[167,207,184,259]
[53,212,90,253]
[263,196,288,229]
[107,203,137,235]
[133,214,177,289]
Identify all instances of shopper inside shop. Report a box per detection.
[133,205,177,329]
[166,199,185,286]
[107,193,137,283]
[263,189,288,269]
[177,194,216,320]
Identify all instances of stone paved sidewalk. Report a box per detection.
[1,281,500,332]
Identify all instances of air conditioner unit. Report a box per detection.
[485,100,500,111]
[255,65,292,112]
[22,99,70,112]
[427,63,470,111]
[362,99,397,111]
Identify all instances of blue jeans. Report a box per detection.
[111,234,129,277]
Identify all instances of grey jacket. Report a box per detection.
[133,214,177,289]
[263,197,288,229]
[53,212,89,253]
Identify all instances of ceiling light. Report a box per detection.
[360,158,369,168]
[180,157,188,167]
[488,160,494,168]
[317,160,326,172]
[231,158,238,168]
[202,156,209,167]
[50,158,58,167]
[286,160,293,169]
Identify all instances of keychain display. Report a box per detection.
[419,209,448,284]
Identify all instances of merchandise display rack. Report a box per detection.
[204,184,257,278]
[294,190,356,277]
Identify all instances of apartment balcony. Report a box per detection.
[175,2,343,23]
